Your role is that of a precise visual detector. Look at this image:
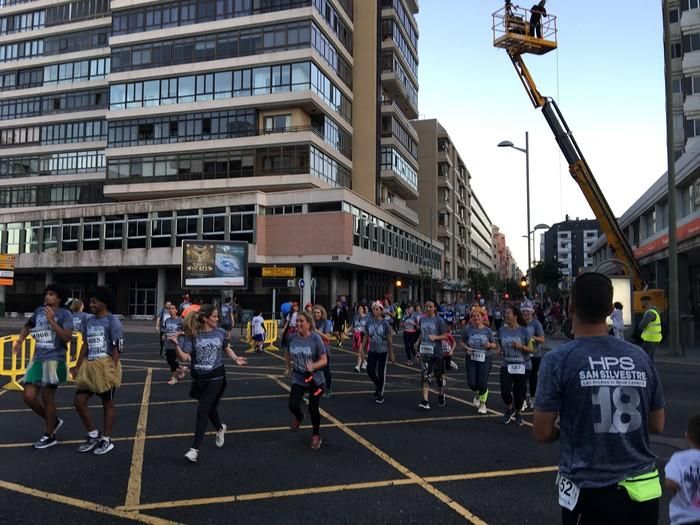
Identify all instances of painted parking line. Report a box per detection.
[125,368,153,509]
[0,479,177,525]
[117,461,556,513]
[266,375,486,525]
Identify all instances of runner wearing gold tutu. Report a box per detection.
[71,286,124,456]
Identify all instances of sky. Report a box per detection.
[416,0,668,271]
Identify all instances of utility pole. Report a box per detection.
[663,0,680,357]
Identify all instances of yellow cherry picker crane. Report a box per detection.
[492,5,659,304]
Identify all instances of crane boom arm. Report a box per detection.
[508,52,646,290]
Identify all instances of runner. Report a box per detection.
[498,305,532,426]
[284,310,328,450]
[11,284,73,449]
[522,301,545,411]
[219,297,234,339]
[72,287,123,455]
[162,303,185,385]
[415,300,448,410]
[534,272,665,524]
[155,300,172,356]
[444,304,455,334]
[69,299,92,334]
[442,331,458,372]
[461,309,497,414]
[312,305,333,398]
[329,298,348,346]
[362,302,395,404]
[172,304,247,463]
[402,305,419,366]
[280,302,299,348]
[251,310,266,353]
[350,304,369,373]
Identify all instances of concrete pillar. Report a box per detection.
[0,285,6,316]
[156,268,166,311]
[678,254,691,315]
[330,267,338,306]
[351,270,358,308]
[302,264,312,306]
[97,270,106,286]
[45,270,53,286]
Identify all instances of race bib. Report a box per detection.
[419,343,434,356]
[556,474,580,511]
[507,363,526,375]
[471,350,486,362]
[32,330,53,346]
[87,335,105,351]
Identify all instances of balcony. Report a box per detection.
[383,201,419,225]
[437,149,452,165]
[437,174,453,191]
[681,8,700,31]
[682,49,700,72]
[380,169,419,200]
[438,225,452,238]
[685,93,700,115]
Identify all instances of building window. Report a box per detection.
[264,114,291,132]
[682,0,700,12]
[670,7,680,23]
[672,41,682,59]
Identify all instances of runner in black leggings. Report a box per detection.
[162,303,184,385]
[173,304,247,463]
[362,302,396,404]
[285,310,328,450]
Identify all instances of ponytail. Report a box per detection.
[183,304,217,337]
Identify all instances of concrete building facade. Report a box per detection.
[543,217,600,284]
[0,0,443,316]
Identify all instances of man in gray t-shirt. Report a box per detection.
[534,272,665,525]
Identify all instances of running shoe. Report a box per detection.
[216,423,227,448]
[478,403,488,415]
[290,417,301,431]
[354,365,361,373]
[449,361,459,371]
[437,394,446,407]
[418,400,431,410]
[515,414,524,427]
[361,361,367,370]
[77,434,101,453]
[310,435,322,450]
[375,394,385,404]
[184,448,198,463]
[167,377,177,385]
[94,438,114,455]
[33,433,57,449]
[503,409,515,425]
[473,394,480,406]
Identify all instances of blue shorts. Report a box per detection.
[253,334,264,342]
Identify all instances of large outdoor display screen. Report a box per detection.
[181,241,248,288]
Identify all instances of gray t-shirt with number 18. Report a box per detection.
[535,336,665,488]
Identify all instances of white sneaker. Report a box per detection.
[185,448,198,463]
[478,403,487,415]
[522,401,528,413]
[473,394,480,406]
[216,424,227,448]
[361,361,367,370]
[450,360,458,371]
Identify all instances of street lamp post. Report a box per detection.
[498,132,531,294]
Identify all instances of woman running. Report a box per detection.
[461,309,497,414]
[362,302,395,404]
[172,305,247,463]
[350,304,369,373]
[285,310,328,450]
[415,300,448,410]
[312,305,333,398]
[69,299,92,334]
[497,305,532,426]
[162,303,185,385]
[281,302,299,347]
[442,331,458,372]
[402,305,419,366]
[521,301,545,411]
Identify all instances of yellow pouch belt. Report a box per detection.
[617,469,661,502]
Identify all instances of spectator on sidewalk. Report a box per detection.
[611,302,625,340]
[638,296,662,361]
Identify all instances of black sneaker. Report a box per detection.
[33,433,57,449]
[77,434,101,453]
[503,408,515,425]
[93,438,114,455]
[418,400,431,410]
[375,394,385,404]
[437,394,446,407]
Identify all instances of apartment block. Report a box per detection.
[0,0,442,315]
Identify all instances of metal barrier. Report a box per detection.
[244,320,279,352]
[0,332,83,391]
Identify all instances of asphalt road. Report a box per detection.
[0,328,697,525]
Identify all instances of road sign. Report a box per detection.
[299,279,305,289]
[261,278,290,288]
[262,267,296,278]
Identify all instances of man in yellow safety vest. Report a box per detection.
[638,296,662,361]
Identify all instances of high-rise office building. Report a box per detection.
[0,0,441,315]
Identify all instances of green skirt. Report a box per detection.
[23,360,67,387]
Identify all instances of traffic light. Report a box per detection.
[504,293,510,300]
[519,276,528,289]
[395,279,402,287]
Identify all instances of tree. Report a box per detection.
[530,261,563,299]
